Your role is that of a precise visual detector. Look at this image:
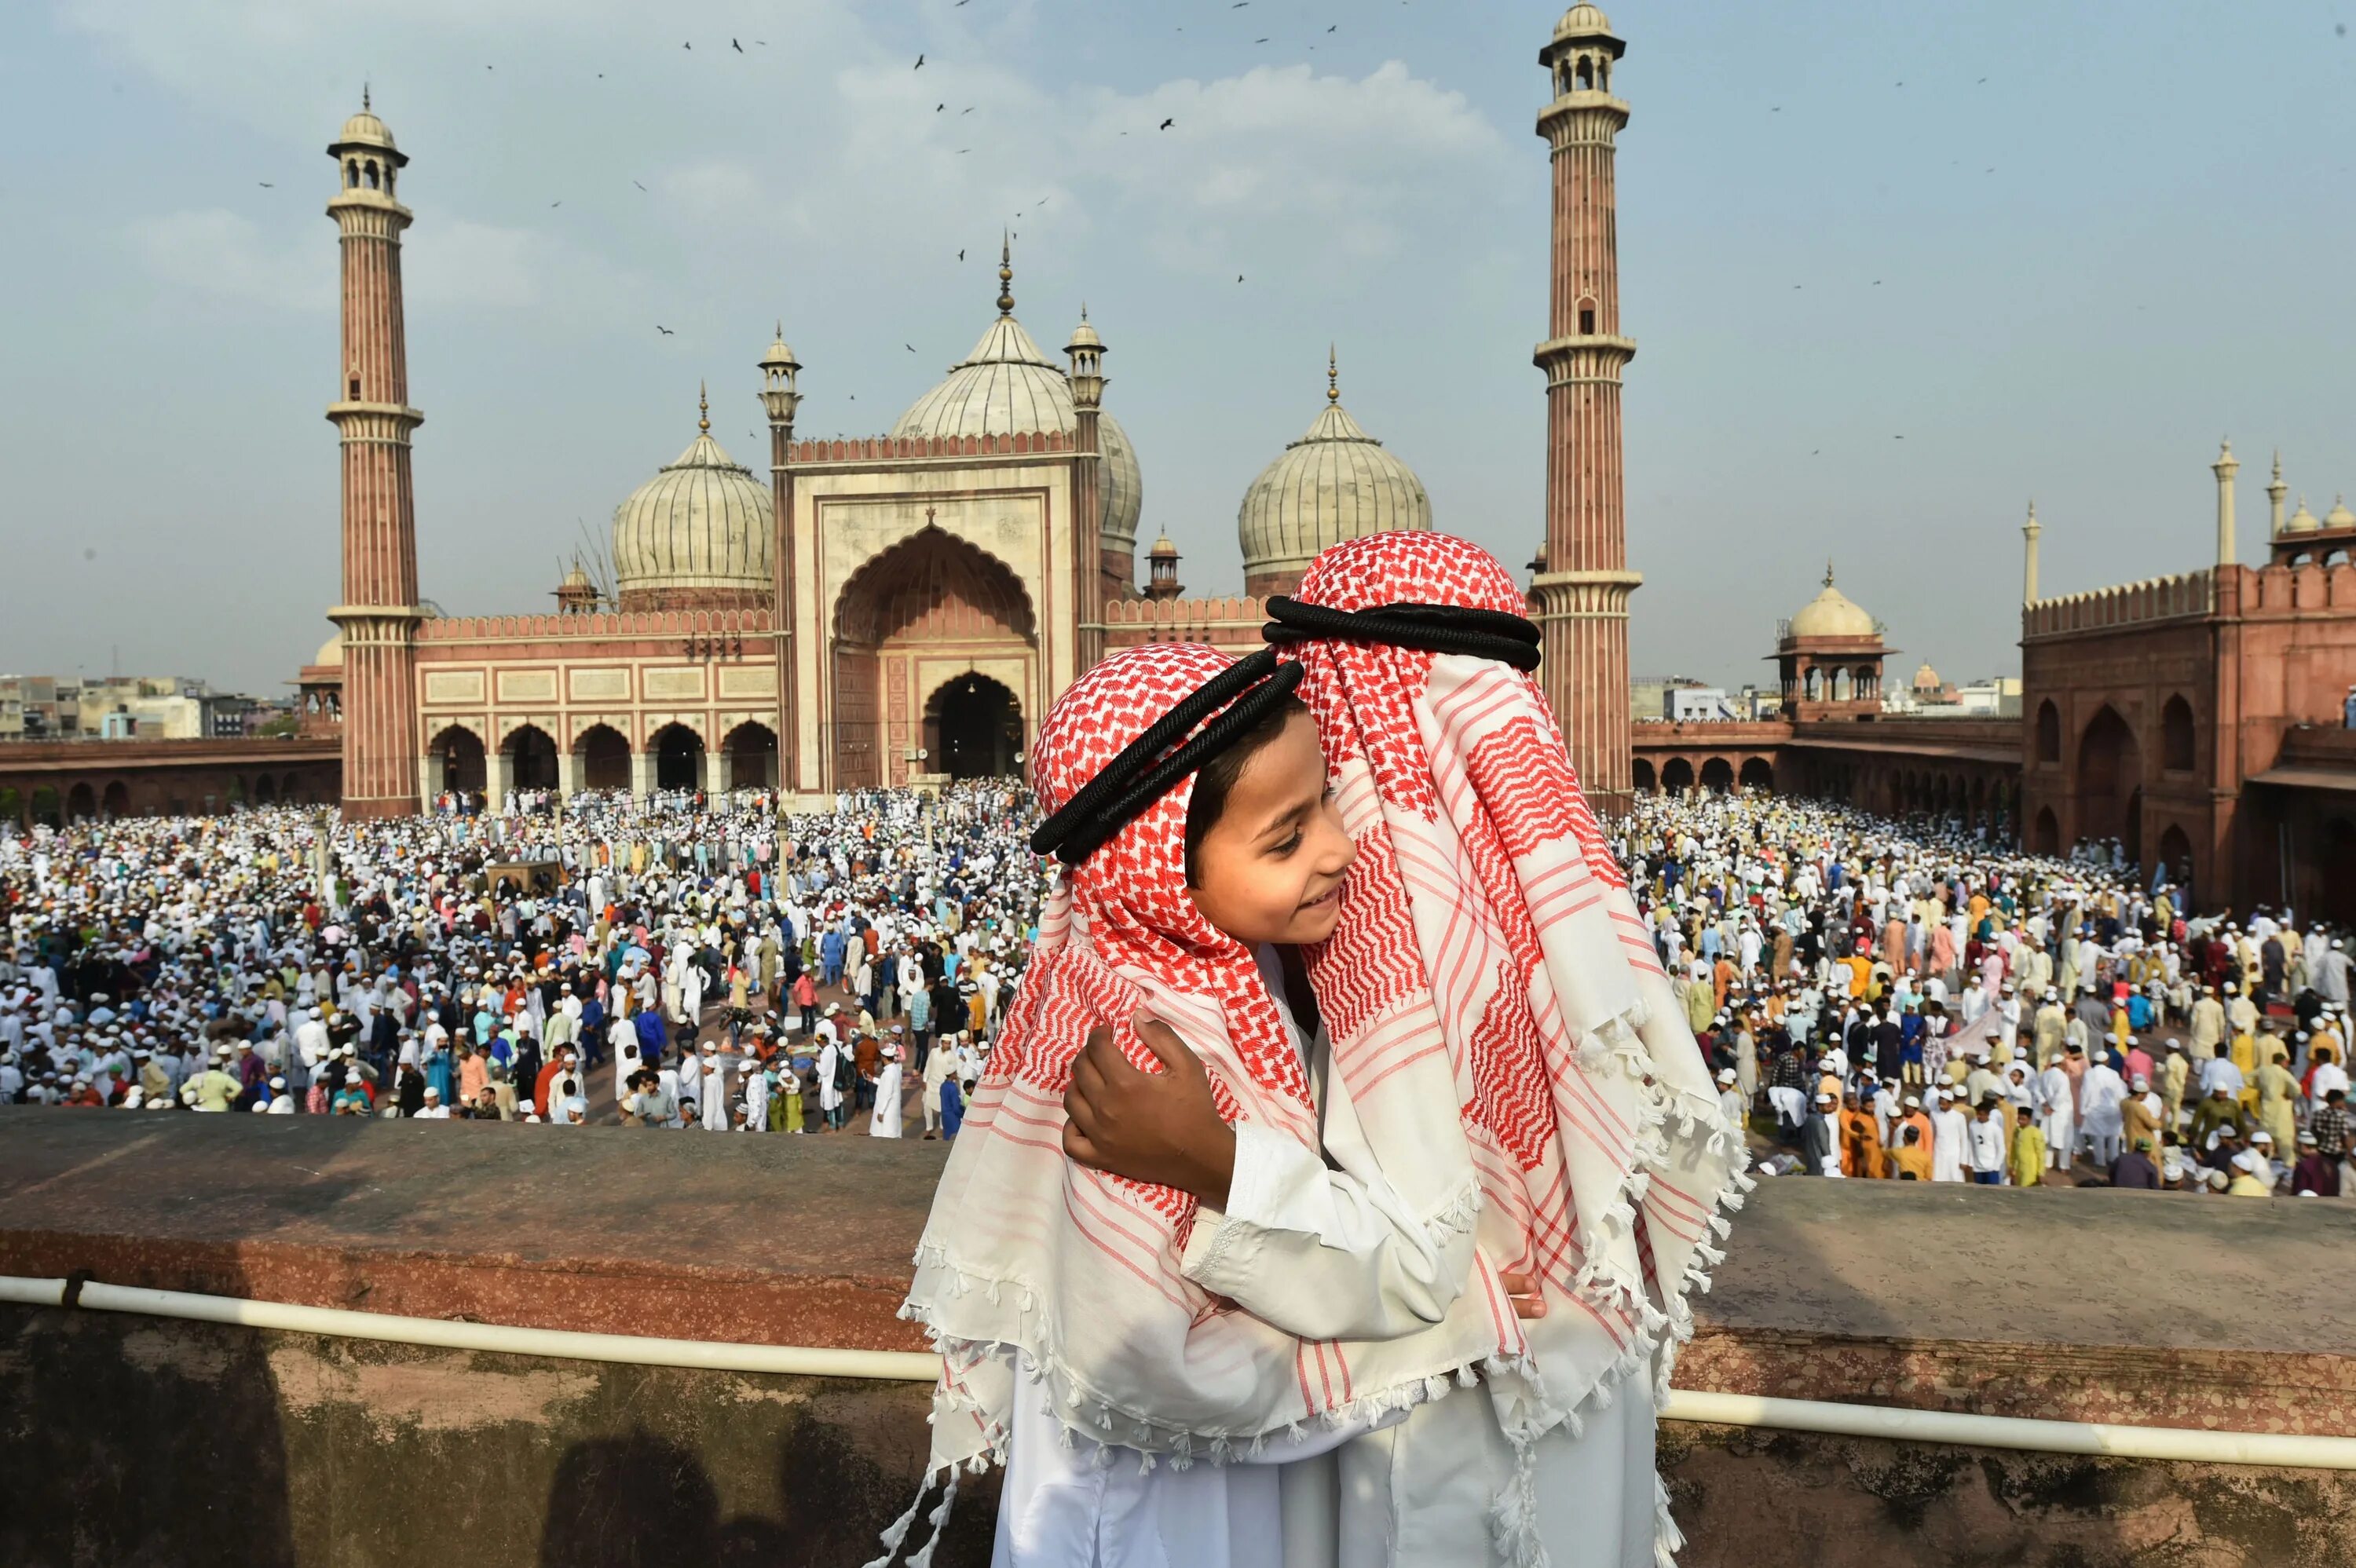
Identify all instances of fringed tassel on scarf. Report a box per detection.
[1486,1439,1549,1568]
[860,1465,940,1568]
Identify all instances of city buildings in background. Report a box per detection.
[0,675,287,742]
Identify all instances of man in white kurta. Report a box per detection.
[2037,1057,2076,1171]
[701,1050,730,1132]
[2079,1050,2130,1167]
[869,1045,904,1138]
[1929,1093,1969,1182]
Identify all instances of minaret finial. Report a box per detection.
[363,82,371,112]
[1824,557,1835,588]
[1328,343,1340,404]
[997,232,1015,316]
[697,381,710,433]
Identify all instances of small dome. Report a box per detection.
[1556,3,1613,38]
[1238,367,1431,585]
[2285,497,2321,534]
[561,564,593,590]
[329,93,403,163]
[1066,313,1103,353]
[1912,661,1940,690]
[2328,495,2356,531]
[313,632,343,668]
[1148,532,1179,559]
[610,390,774,607]
[760,325,798,371]
[1787,563,1879,640]
[891,300,1144,555]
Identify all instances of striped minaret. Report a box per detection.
[325,93,424,819]
[1530,5,1638,817]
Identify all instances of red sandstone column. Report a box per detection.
[1530,8,1639,817]
[760,331,803,795]
[1066,313,1107,675]
[325,97,423,821]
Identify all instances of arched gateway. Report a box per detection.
[830,527,1036,789]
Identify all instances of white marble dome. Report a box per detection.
[610,395,773,606]
[1237,383,1431,587]
[1787,564,1879,640]
[891,313,1144,557]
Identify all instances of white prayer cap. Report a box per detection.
[2231,1149,2261,1173]
[2251,1129,2274,1145]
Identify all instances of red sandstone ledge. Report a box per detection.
[3,1111,2352,1435]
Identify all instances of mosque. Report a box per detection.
[305,89,1447,817]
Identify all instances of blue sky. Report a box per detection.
[3,1,2353,695]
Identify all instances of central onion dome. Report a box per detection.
[890,246,1143,560]
[1787,561,1879,639]
[610,385,774,612]
[1238,349,1431,598]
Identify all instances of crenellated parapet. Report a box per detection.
[788,430,1071,466]
[419,607,772,645]
[1099,594,1268,650]
[2244,558,2356,614]
[2022,569,2213,640]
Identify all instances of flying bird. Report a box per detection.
[1256,36,1270,42]
[1160,117,1174,130]
[1328,24,1337,31]
[731,38,744,53]
[550,200,562,208]
[914,53,925,68]
[656,325,675,335]
[906,344,916,352]
[258,181,273,188]
[1237,273,1246,282]
[937,103,946,111]
[958,248,966,260]
[960,106,975,114]
[633,180,647,191]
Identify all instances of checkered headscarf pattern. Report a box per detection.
[898,641,1516,1492]
[1288,531,1748,1427]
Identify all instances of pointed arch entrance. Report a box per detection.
[2075,706,2142,864]
[652,723,706,791]
[430,726,486,795]
[925,674,1023,780]
[505,725,559,791]
[830,526,1036,789]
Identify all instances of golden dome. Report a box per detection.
[1787,562,1879,640]
[313,632,343,668]
[1557,3,1613,37]
[2285,497,2321,534]
[2327,495,2356,531]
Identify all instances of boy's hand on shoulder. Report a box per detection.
[1063,1015,1236,1208]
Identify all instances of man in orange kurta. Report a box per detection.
[1839,1091,1885,1178]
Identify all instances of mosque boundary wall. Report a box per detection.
[0,736,341,825]
[2,1113,2352,1566]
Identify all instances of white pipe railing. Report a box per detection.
[7,1273,2354,1471]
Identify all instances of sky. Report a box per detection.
[2,0,2354,697]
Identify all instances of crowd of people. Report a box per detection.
[1620,791,2354,1197]
[0,783,1044,1139]
[10,775,2356,1203]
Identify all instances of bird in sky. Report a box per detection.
[937,103,946,111]
[958,248,966,260]
[731,38,744,53]
[633,180,647,191]
[1256,36,1269,42]
[1771,106,1781,112]
[960,106,975,114]
[1237,273,1246,282]
[258,181,273,188]
[1160,117,1175,130]
[906,344,916,352]
[550,200,562,208]
[1328,23,1337,31]
[657,325,675,335]
[682,41,691,49]
[914,53,925,68]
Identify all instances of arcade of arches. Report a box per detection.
[829,528,1036,790]
[0,744,338,827]
[422,718,781,801]
[1630,738,2023,839]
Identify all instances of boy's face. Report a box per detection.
[1186,711,1355,948]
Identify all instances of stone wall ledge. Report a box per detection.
[5,1109,2354,1435]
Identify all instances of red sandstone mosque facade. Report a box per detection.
[287,8,2356,926]
[312,81,1464,815]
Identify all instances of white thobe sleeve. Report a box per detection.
[1176,1120,1476,1344]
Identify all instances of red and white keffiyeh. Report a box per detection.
[1285,532,1750,1435]
[894,643,1527,1507]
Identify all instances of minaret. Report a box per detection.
[1066,291,1107,670]
[2021,502,2042,606]
[2267,451,2288,537]
[325,93,425,820]
[1531,5,1638,816]
[2213,438,2240,566]
[759,323,803,792]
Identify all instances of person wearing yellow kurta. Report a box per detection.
[2189,986,2225,1060]
[2008,1108,2047,1187]
[2229,1029,2260,1113]
[2256,1048,2299,1159]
